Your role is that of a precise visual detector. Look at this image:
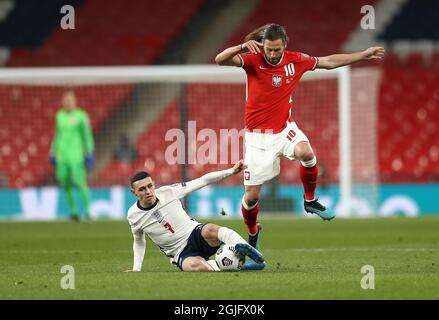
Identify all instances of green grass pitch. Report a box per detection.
[0,216,438,299]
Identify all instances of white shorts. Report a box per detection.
[243,121,309,186]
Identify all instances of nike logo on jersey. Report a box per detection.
[258,66,268,70]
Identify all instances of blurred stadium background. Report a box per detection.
[0,0,438,220]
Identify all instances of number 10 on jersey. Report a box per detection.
[284,63,295,76]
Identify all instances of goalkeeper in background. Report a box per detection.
[49,90,95,221]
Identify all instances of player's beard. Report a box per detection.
[266,50,284,65]
[269,57,280,64]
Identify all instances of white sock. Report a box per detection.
[218,227,246,245]
[206,260,220,271]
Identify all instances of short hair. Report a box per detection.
[130,171,151,187]
[244,23,289,44]
[264,24,289,44]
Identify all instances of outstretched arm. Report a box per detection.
[173,160,247,198]
[49,117,58,165]
[215,41,263,66]
[124,231,146,272]
[317,47,385,70]
[81,112,95,154]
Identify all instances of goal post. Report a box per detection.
[339,66,352,216]
[0,65,380,217]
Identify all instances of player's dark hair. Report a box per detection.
[244,23,289,44]
[130,171,150,187]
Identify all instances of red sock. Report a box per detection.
[300,164,318,201]
[241,203,259,235]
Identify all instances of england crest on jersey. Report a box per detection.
[272,75,282,87]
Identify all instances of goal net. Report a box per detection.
[0,65,381,217]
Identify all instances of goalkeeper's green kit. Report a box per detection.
[51,108,94,217]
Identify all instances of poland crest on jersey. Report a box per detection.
[272,75,282,87]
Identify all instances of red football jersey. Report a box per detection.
[238,50,318,133]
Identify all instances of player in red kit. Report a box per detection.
[215,24,384,269]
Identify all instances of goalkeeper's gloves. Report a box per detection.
[49,153,56,167]
[85,153,95,169]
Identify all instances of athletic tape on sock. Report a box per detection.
[301,156,317,168]
[242,196,258,210]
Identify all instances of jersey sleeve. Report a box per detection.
[297,53,319,72]
[166,168,235,200]
[238,52,257,71]
[80,110,95,154]
[131,229,146,271]
[50,112,60,153]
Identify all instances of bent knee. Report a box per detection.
[244,192,259,207]
[294,142,315,161]
[204,223,219,235]
[295,149,315,162]
[301,152,315,162]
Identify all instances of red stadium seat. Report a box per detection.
[6,0,204,67]
[378,54,439,182]
[0,85,132,187]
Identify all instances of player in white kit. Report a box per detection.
[125,160,265,272]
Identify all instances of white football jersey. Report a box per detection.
[127,182,202,258]
[127,168,234,270]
